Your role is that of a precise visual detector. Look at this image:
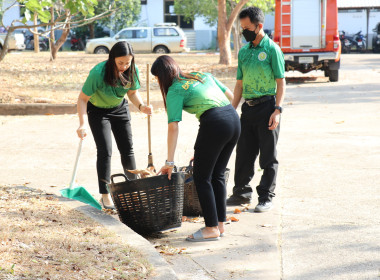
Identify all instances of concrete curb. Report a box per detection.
[54,194,178,279]
[0,102,164,115]
[0,104,77,115]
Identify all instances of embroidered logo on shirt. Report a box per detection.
[123,81,132,89]
[258,52,267,61]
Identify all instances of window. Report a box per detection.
[118,30,133,39]
[118,29,148,39]
[141,0,147,4]
[164,0,193,29]
[136,29,148,38]
[153,28,179,36]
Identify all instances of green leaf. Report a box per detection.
[38,9,51,23]
[24,9,31,22]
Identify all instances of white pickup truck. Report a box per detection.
[0,32,26,51]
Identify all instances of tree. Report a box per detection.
[0,0,115,62]
[76,0,141,40]
[174,0,274,65]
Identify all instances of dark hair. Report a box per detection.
[151,55,203,108]
[239,7,265,25]
[104,41,139,87]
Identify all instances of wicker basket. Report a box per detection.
[108,172,185,235]
[180,161,230,216]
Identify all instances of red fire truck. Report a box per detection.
[274,0,341,82]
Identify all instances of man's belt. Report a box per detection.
[245,95,274,106]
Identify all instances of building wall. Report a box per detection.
[139,1,164,26]
[2,0,21,27]
[338,9,380,48]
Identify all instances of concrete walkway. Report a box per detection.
[1,54,379,279]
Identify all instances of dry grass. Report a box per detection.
[0,185,151,280]
[0,52,238,107]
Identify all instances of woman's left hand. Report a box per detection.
[140,105,153,115]
[158,165,173,180]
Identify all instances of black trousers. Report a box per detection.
[193,104,241,227]
[87,99,136,194]
[233,97,280,202]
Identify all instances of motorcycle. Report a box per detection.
[339,31,352,53]
[339,31,366,53]
[70,32,85,51]
[23,31,48,51]
[372,22,380,53]
[353,31,366,52]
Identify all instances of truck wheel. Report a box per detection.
[154,46,169,54]
[94,46,109,54]
[329,70,339,82]
[324,70,330,77]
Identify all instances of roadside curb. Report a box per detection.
[0,104,77,115]
[54,192,178,279]
[0,103,159,115]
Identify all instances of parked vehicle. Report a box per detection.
[372,23,380,53]
[352,31,366,52]
[0,31,25,52]
[70,32,85,51]
[274,0,341,82]
[85,23,188,54]
[23,31,48,51]
[339,31,352,53]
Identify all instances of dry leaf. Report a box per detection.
[261,224,272,228]
[227,216,239,222]
[233,208,241,214]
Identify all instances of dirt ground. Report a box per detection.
[0,52,237,107]
[0,185,151,280]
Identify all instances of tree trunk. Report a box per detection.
[49,9,71,61]
[0,27,13,62]
[218,0,231,65]
[33,13,40,53]
[89,23,95,39]
[50,27,69,61]
[232,18,242,59]
[218,0,249,65]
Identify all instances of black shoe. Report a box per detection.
[226,194,251,206]
[254,201,273,212]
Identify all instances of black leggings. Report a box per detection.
[193,104,241,227]
[87,99,136,194]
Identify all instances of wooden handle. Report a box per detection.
[146,64,152,155]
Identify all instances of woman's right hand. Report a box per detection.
[77,126,87,139]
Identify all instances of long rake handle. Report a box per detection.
[147,64,152,154]
[69,139,83,189]
[146,64,154,167]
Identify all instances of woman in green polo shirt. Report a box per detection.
[151,55,241,242]
[76,41,152,209]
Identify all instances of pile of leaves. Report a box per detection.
[0,185,151,280]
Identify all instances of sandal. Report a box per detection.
[186,229,220,242]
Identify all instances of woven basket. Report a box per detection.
[108,172,185,235]
[180,161,230,216]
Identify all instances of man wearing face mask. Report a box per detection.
[227,6,285,212]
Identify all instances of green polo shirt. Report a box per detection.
[237,34,285,99]
[82,61,141,108]
[166,72,230,123]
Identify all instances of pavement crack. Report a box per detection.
[188,256,218,280]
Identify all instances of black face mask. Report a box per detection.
[242,26,258,42]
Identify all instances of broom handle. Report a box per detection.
[147,64,152,155]
[69,138,83,189]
